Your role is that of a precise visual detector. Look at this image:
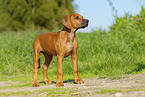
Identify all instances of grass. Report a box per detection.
[96,88,131,94]
[97,76,129,80]
[0,29,145,78]
[0,73,96,89]
[108,76,129,80]
[0,8,145,96]
[96,87,145,94]
[0,87,74,96]
[0,29,145,96]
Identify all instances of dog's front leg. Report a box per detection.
[71,52,84,84]
[56,54,64,86]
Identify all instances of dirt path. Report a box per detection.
[1,73,145,97]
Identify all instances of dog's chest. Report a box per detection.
[64,42,73,57]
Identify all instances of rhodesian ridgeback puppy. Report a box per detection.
[32,13,89,86]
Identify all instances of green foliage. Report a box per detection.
[78,30,145,76]
[110,6,145,32]
[0,0,74,31]
[0,28,145,77]
[0,3,145,78]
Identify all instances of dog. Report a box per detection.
[32,13,89,86]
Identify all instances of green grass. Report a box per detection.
[96,87,145,94]
[96,88,131,94]
[108,76,129,80]
[0,87,73,96]
[0,8,145,97]
[97,76,129,80]
[0,29,145,78]
[0,73,96,89]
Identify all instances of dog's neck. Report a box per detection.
[62,26,77,33]
[62,26,71,32]
[62,26,77,42]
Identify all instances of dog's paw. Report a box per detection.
[56,81,64,87]
[75,78,84,84]
[45,80,52,85]
[32,82,39,87]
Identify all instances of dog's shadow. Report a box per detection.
[39,79,76,85]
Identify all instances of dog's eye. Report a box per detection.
[75,16,79,20]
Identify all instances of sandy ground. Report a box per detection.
[1,73,145,97]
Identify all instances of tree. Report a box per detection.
[0,0,75,31]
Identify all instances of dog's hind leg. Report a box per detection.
[32,40,41,87]
[32,51,40,87]
[43,53,53,85]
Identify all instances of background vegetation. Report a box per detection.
[0,0,74,31]
[0,1,145,79]
[0,7,145,77]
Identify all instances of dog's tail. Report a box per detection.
[37,58,40,69]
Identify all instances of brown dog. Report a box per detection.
[32,13,89,86]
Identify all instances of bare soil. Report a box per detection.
[1,73,145,97]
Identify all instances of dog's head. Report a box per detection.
[61,13,89,29]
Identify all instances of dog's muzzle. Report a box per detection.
[81,19,89,28]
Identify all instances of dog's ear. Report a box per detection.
[61,15,72,29]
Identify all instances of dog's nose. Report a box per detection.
[85,19,89,24]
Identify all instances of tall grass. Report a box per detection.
[77,30,145,76]
[0,29,145,77]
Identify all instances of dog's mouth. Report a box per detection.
[79,19,89,28]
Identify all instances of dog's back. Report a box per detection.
[33,32,57,56]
